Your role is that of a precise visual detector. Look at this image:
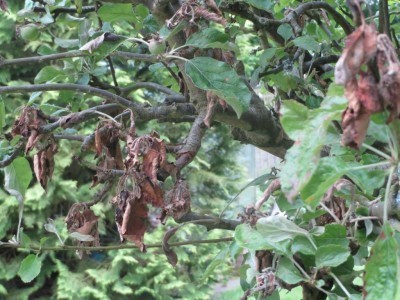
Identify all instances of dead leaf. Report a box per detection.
[377,34,400,123]
[80,33,105,53]
[160,179,191,224]
[204,91,219,128]
[335,23,377,85]
[162,226,179,266]
[33,142,58,190]
[0,0,8,12]
[341,99,370,148]
[356,72,382,113]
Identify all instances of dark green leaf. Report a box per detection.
[18,254,42,283]
[293,36,321,52]
[315,224,348,248]
[277,24,293,41]
[365,224,398,300]
[185,57,252,117]
[276,257,303,284]
[315,245,350,268]
[97,4,136,23]
[4,157,32,202]
[185,28,238,53]
[243,0,274,10]
[291,235,316,255]
[34,66,65,84]
[259,48,277,67]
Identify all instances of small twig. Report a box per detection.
[106,56,119,88]
[0,142,24,168]
[384,167,396,222]
[330,272,352,299]
[349,216,379,223]
[255,179,281,210]
[1,237,233,252]
[320,202,341,224]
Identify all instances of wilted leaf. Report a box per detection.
[335,23,377,85]
[18,254,42,283]
[185,57,252,117]
[315,245,350,268]
[160,179,191,224]
[364,224,398,299]
[33,143,58,190]
[162,226,179,266]
[44,218,57,233]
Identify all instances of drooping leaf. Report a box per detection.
[185,57,252,117]
[18,254,42,283]
[185,28,238,53]
[293,36,321,52]
[364,224,398,300]
[97,4,136,23]
[315,245,350,268]
[276,257,303,284]
[4,157,32,202]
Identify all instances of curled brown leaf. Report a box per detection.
[162,226,180,266]
[160,179,191,224]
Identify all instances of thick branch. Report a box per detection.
[174,212,240,231]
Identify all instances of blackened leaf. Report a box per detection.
[18,254,42,283]
[364,224,398,300]
[185,57,251,117]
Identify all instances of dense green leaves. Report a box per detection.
[185,57,252,117]
[18,254,42,283]
[365,224,398,300]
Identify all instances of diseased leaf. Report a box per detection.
[364,224,398,300]
[293,36,321,52]
[276,257,303,284]
[185,57,252,117]
[97,4,136,23]
[315,245,350,268]
[18,254,42,283]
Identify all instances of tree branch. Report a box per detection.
[174,212,240,231]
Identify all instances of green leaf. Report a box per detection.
[97,4,136,23]
[75,0,82,13]
[256,215,309,242]
[280,97,347,203]
[291,235,316,255]
[34,66,65,84]
[185,28,238,53]
[277,24,293,41]
[203,246,230,279]
[315,224,348,248]
[18,254,42,283]
[259,48,277,67]
[365,224,398,300]
[276,257,304,284]
[4,157,32,202]
[0,97,5,132]
[185,57,252,117]
[293,36,321,52]
[315,245,350,268]
[243,0,274,10]
[234,223,290,254]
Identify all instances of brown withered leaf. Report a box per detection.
[204,91,219,128]
[65,204,100,258]
[113,190,148,252]
[160,179,191,224]
[141,178,164,207]
[356,72,382,113]
[377,34,400,123]
[162,226,179,266]
[80,33,105,53]
[335,23,377,85]
[0,0,8,12]
[33,142,58,190]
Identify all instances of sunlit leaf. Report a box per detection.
[18,254,42,283]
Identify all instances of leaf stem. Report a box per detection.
[165,55,189,62]
[348,161,392,171]
[362,143,392,160]
[384,166,396,222]
[330,272,352,298]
